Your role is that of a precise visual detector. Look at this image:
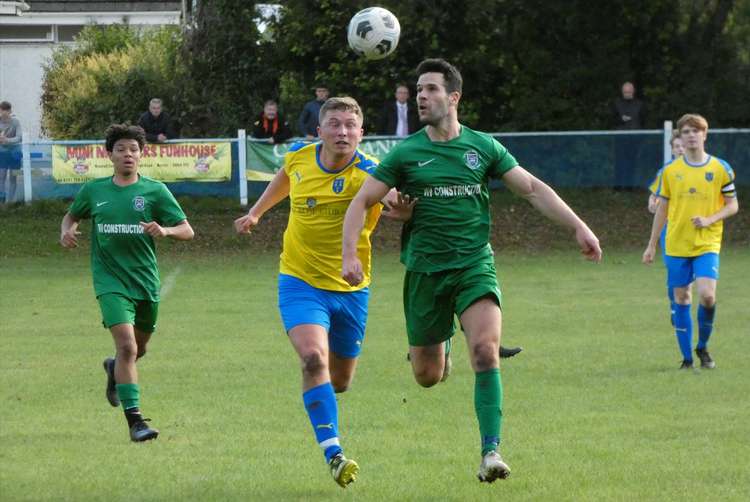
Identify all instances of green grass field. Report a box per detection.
[2,246,749,501]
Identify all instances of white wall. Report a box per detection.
[0,43,54,140]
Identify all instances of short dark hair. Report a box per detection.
[416,58,463,94]
[105,124,146,152]
[263,99,278,107]
[0,101,11,111]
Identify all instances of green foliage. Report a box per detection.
[40,1,750,138]
[41,25,183,139]
[176,0,280,136]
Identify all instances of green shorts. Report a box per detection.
[403,261,502,346]
[97,293,159,333]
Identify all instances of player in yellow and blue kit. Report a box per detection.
[234,97,413,488]
[643,114,739,369]
[647,132,685,326]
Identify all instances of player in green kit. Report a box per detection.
[342,59,602,482]
[60,124,194,442]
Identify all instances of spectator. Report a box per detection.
[137,98,177,143]
[0,101,22,204]
[251,100,293,144]
[377,84,419,136]
[298,85,329,139]
[611,81,646,190]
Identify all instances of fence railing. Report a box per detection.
[8,124,748,206]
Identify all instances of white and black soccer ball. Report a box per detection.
[347,7,400,60]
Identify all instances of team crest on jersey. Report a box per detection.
[306,197,317,208]
[332,177,345,193]
[705,172,714,182]
[132,196,146,212]
[464,150,480,170]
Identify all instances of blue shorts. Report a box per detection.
[664,253,720,288]
[277,274,369,358]
[0,147,22,170]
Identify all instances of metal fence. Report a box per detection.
[6,124,747,206]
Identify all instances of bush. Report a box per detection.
[41,25,184,139]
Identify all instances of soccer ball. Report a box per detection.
[347,7,400,60]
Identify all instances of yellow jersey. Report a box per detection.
[280,142,382,291]
[655,155,736,257]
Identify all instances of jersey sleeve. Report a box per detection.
[718,159,736,197]
[68,182,92,219]
[648,168,663,194]
[657,168,671,199]
[487,138,518,178]
[153,184,187,227]
[371,147,401,188]
[282,142,307,176]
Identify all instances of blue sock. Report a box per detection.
[302,382,342,462]
[697,304,716,350]
[667,287,676,327]
[674,304,693,362]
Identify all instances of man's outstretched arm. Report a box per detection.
[502,166,602,262]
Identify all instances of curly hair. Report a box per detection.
[104,124,146,152]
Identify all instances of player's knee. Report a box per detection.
[699,293,716,307]
[300,350,327,378]
[472,343,499,371]
[116,341,138,361]
[413,367,441,388]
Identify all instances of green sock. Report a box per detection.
[475,368,502,455]
[116,383,140,411]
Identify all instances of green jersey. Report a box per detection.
[373,126,517,272]
[69,175,187,301]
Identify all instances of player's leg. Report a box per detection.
[99,294,158,441]
[408,343,448,387]
[665,255,695,369]
[455,261,509,482]
[403,269,454,387]
[327,287,368,393]
[694,253,719,368]
[459,296,510,482]
[278,274,358,487]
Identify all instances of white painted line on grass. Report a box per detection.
[160,266,182,299]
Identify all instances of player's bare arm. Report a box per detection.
[502,166,602,262]
[140,220,194,240]
[691,196,739,228]
[648,193,660,214]
[342,176,392,286]
[60,212,82,248]
[234,168,291,234]
[643,198,668,264]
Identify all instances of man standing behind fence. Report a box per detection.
[138,98,177,143]
[0,101,22,205]
[611,81,646,191]
[60,124,194,442]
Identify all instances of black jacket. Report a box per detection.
[611,98,646,130]
[251,113,293,143]
[137,111,177,142]
[377,101,420,135]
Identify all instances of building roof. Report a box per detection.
[26,1,181,12]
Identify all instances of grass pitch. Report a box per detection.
[1,247,749,501]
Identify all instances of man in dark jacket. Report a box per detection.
[377,84,419,136]
[297,86,329,139]
[252,100,293,144]
[611,82,646,190]
[138,98,177,143]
